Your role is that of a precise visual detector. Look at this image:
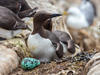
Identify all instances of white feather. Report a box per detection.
[60,41,72,56]
[67,7,89,29]
[27,33,57,62]
[0,28,22,39]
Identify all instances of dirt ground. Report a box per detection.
[8,26,100,75]
[9,46,96,75]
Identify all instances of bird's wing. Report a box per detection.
[0,0,19,13]
[0,14,16,30]
[44,30,64,58]
[0,6,17,30]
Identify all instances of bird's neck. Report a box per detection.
[32,22,46,37]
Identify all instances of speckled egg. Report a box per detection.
[21,58,40,70]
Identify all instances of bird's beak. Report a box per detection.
[32,7,38,15]
[50,14,62,18]
[25,7,38,17]
[63,11,69,16]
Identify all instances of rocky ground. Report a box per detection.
[10,51,96,75]
[8,27,99,75]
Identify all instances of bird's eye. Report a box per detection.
[62,41,68,46]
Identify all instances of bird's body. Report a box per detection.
[79,0,95,25]
[27,29,63,62]
[27,11,64,62]
[67,0,96,29]
[27,11,77,62]
[53,30,75,54]
[43,18,76,55]
[67,8,89,29]
[0,0,38,18]
[0,6,29,40]
[27,33,57,62]
[0,0,20,14]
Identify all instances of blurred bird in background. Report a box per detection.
[66,0,96,29]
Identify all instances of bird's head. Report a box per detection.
[63,7,82,16]
[33,11,62,25]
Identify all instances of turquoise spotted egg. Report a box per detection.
[21,58,40,70]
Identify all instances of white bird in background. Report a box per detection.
[66,0,96,29]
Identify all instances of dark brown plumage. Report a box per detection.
[43,18,76,54]
[32,11,63,58]
[0,0,38,18]
[53,31,75,54]
[0,6,33,40]
[0,6,28,30]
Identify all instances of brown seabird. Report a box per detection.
[43,18,76,54]
[53,31,75,54]
[0,0,38,18]
[0,6,36,40]
[26,11,65,62]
